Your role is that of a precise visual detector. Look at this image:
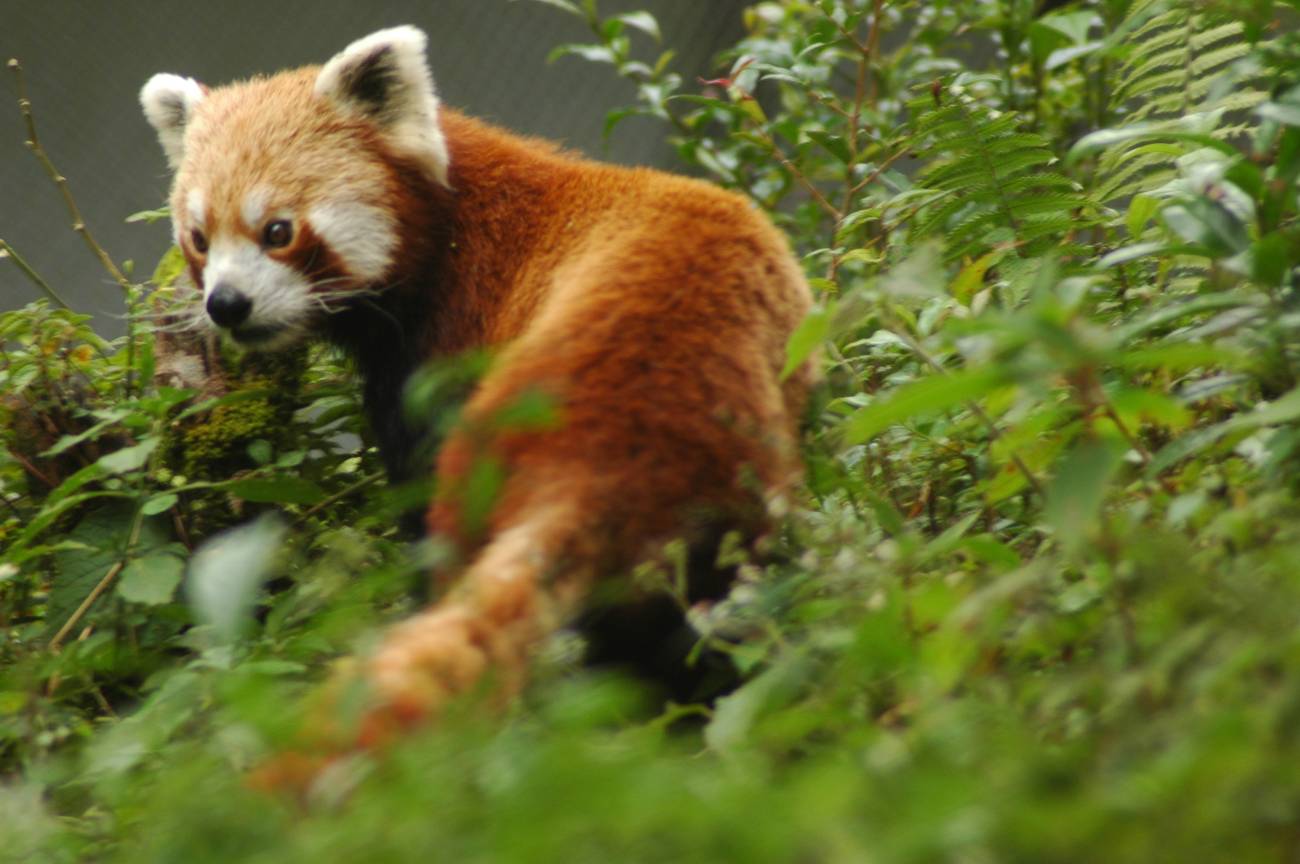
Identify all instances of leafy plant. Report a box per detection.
[5,0,1300,861]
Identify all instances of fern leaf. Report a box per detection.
[905,86,1095,260]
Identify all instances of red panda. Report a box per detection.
[141,26,813,745]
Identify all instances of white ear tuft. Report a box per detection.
[314,25,450,187]
[140,73,206,171]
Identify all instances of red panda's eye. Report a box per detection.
[263,220,293,248]
[190,229,208,254]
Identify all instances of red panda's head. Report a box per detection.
[140,26,449,350]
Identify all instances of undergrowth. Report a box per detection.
[4,0,1300,860]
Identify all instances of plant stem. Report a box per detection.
[48,509,144,654]
[8,59,133,297]
[0,238,73,309]
[888,318,1046,499]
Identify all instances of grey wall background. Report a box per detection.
[0,1,746,336]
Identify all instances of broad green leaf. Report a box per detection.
[1045,40,1103,71]
[704,652,810,755]
[45,505,170,635]
[615,11,660,41]
[1035,10,1099,45]
[548,43,615,65]
[117,553,184,606]
[843,366,1007,444]
[140,493,178,516]
[225,476,326,505]
[1044,439,1126,556]
[1148,386,1300,476]
[46,507,134,637]
[1125,194,1161,237]
[40,409,128,458]
[149,245,186,287]
[950,249,1002,305]
[246,439,273,466]
[807,130,851,165]
[1161,199,1248,255]
[781,308,828,380]
[97,438,159,475]
[1251,233,1288,286]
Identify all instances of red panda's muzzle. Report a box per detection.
[206,283,252,328]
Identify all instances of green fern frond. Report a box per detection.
[905,87,1096,261]
[1092,3,1260,205]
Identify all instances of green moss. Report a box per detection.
[167,346,309,480]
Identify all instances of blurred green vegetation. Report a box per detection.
[5,0,1300,860]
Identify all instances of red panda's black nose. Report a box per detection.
[206,283,252,328]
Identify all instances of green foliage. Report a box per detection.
[5,0,1300,860]
[907,81,1100,260]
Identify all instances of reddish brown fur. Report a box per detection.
[158,60,813,747]
[351,110,814,742]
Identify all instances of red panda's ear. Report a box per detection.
[315,26,450,189]
[140,73,206,172]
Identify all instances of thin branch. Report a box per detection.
[0,238,72,309]
[8,59,133,296]
[48,510,144,654]
[864,0,883,105]
[752,123,842,221]
[47,561,124,654]
[827,27,872,285]
[848,144,908,197]
[293,470,386,526]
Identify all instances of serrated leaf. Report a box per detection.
[117,554,184,606]
[45,505,170,635]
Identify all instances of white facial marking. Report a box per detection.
[203,238,314,349]
[241,187,271,232]
[186,189,206,232]
[307,201,397,283]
